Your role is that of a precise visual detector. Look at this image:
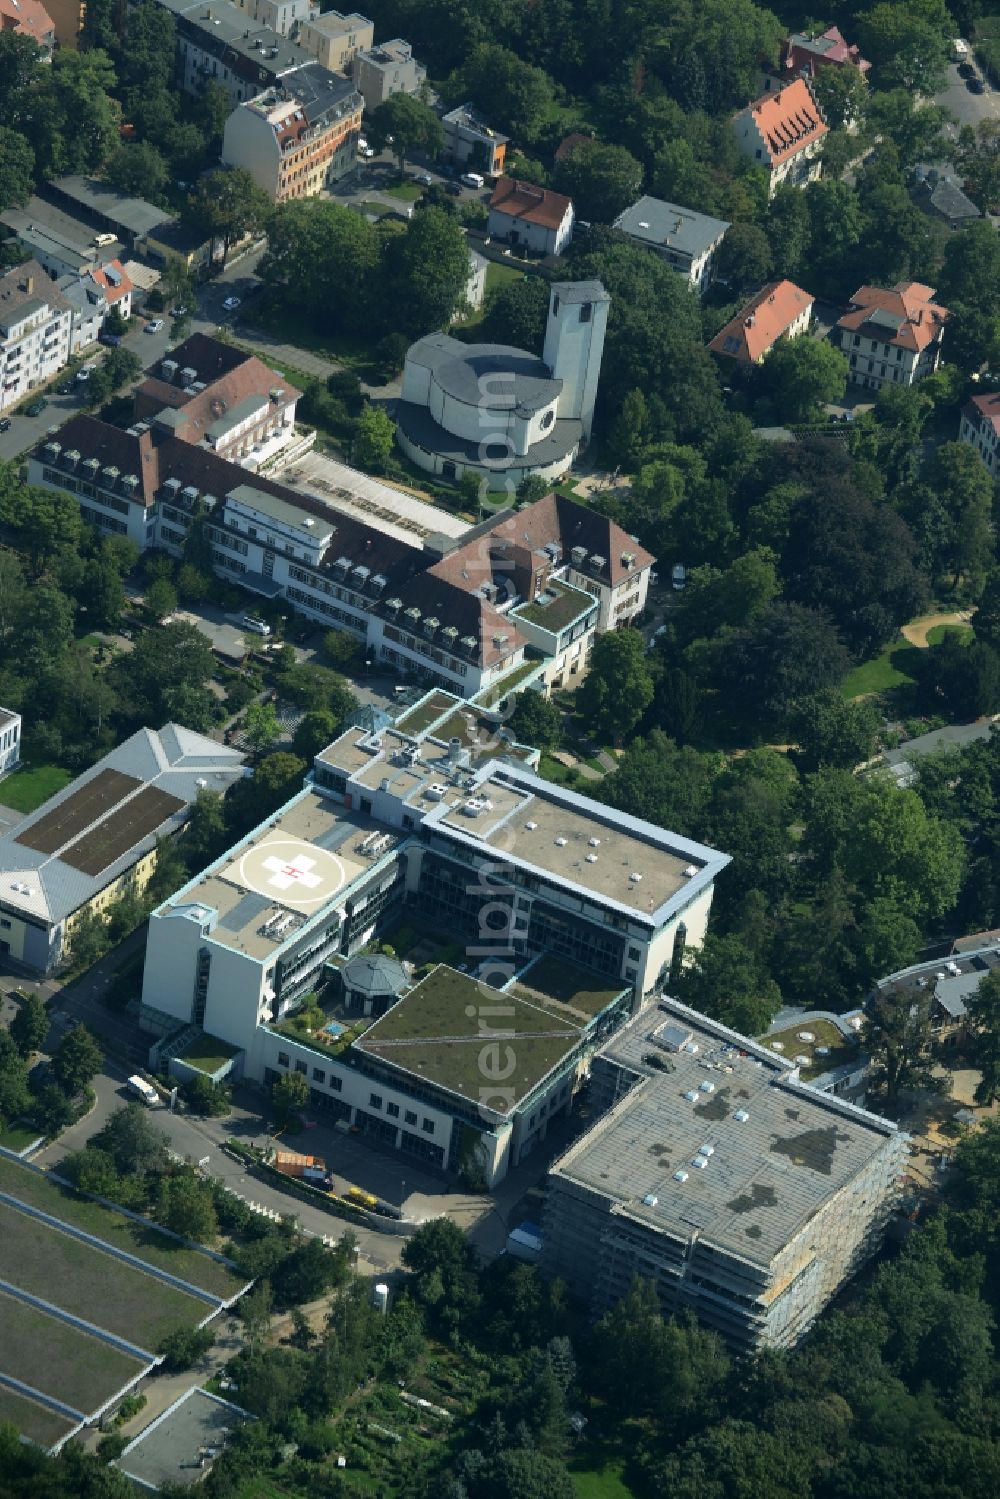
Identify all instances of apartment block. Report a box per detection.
[0,708,21,780]
[223,65,363,201]
[0,261,73,414]
[733,79,828,197]
[613,196,730,293]
[351,39,425,112]
[297,10,373,72]
[542,998,906,1351]
[153,0,315,102]
[835,281,948,391]
[231,0,310,36]
[442,103,508,175]
[959,391,1000,479]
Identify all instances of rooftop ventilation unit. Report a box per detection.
[588,837,601,847]
[586,853,598,863]
[301,517,315,528]
[683,865,698,878]
[570,545,587,565]
[425,782,448,801]
[629,871,643,882]
[673,1170,689,1182]
[555,836,568,847]
[682,1041,699,1054]
[697,1144,715,1158]
[698,1080,715,1094]
[642,1193,658,1207]
[462,797,492,817]
[525,820,538,830]
[684,1089,699,1102]
[733,1109,750,1122]
[691,1156,708,1169]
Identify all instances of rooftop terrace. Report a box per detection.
[513,580,597,634]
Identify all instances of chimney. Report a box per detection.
[23,275,33,295]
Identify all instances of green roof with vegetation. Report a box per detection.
[760,1018,859,1081]
[175,1033,240,1074]
[395,691,459,734]
[354,964,586,1110]
[510,954,628,1022]
[514,580,595,634]
[473,657,545,708]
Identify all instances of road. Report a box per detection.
[934,59,1000,131]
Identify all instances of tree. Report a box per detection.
[600,730,714,835]
[93,1102,169,1175]
[0,127,35,211]
[507,691,562,750]
[916,635,1000,720]
[856,3,950,93]
[10,993,48,1058]
[720,603,852,729]
[576,628,653,744]
[66,908,108,969]
[866,986,942,1106]
[182,1072,230,1117]
[759,337,847,423]
[353,403,396,473]
[292,710,339,760]
[50,1023,101,1097]
[921,442,994,598]
[156,1173,219,1242]
[0,1032,31,1130]
[158,1325,214,1371]
[954,120,1000,214]
[243,699,281,759]
[792,690,880,771]
[480,277,549,353]
[183,788,228,867]
[117,619,216,724]
[185,167,270,257]
[322,629,363,672]
[105,140,168,201]
[365,92,443,176]
[552,140,643,222]
[260,199,379,335]
[31,49,121,178]
[715,223,773,295]
[478,1448,576,1499]
[453,44,555,141]
[381,206,472,336]
[62,1144,120,1197]
[812,63,869,132]
[271,1070,308,1126]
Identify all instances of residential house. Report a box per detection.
[132,332,303,470]
[0,261,73,414]
[872,940,1000,1050]
[0,0,55,53]
[442,103,508,176]
[732,79,828,197]
[59,261,134,356]
[708,279,814,364]
[834,281,948,391]
[913,165,980,230]
[222,66,363,201]
[38,0,82,49]
[0,708,21,780]
[231,0,311,37]
[487,177,575,257]
[0,726,244,974]
[959,390,1000,479]
[297,10,373,73]
[612,196,730,293]
[773,26,871,85]
[352,39,425,112]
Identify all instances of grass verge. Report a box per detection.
[0,764,73,814]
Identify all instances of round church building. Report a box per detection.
[395,280,609,493]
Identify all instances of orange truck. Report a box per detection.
[273,1150,327,1181]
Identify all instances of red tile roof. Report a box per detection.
[489,177,572,231]
[708,280,814,363]
[782,26,871,77]
[741,79,828,166]
[836,282,949,354]
[89,261,134,305]
[0,0,53,42]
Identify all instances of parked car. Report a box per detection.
[671,563,687,591]
[0,416,11,433]
[99,331,121,347]
[967,75,986,92]
[460,171,485,189]
[414,172,433,186]
[145,317,164,333]
[447,181,463,195]
[24,398,47,416]
[958,60,976,77]
[222,296,241,311]
[57,379,75,393]
[169,306,188,318]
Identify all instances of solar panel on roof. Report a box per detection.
[14,769,141,856]
[60,786,185,875]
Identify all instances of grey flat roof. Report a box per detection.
[550,998,902,1267]
[49,177,173,237]
[1,198,116,265]
[157,0,314,73]
[553,279,610,305]
[0,726,244,926]
[206,393,271,441]
[431,343,559,415]
[614,196,731,258]
[227,483,334,537]
[118,1387,247,1491]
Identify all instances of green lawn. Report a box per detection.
[383,180,423,202]
[0,1123,43,1153]
[0,1199,207,1349]
[0,764,73,813]
[925,623,974,647]
[0,1155,242,1299]
[841,635,921,698]
[571,1458,638,1498]
[176,1033,239,1075]
[0,1290,145,1415]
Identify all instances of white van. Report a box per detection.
[128,1075,161,1108]
[460,172,485,189]
[953,38,970,59]
[242,615,272,636]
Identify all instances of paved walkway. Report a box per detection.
[232,327,340,379]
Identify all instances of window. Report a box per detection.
[421,1117,435,1134]
[370,1093,382,1109]
[579,303,591,324]
[386,1102,399,1118]
[0,918,10,930]
[625,965,638,983]
[313,1067,325,1082]
[295,1060,307,1074]
[278,1052,289,1067]
[331,1075,342,1092]
[852,334,860,347]
[628,945,641,961]
[405,1109,417,1125]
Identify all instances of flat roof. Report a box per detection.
[614,196,731,258]
[513,579,594,633]
[550,999,902,1268]
[510,953,627,1022]
[48,176,173,237]
[0,727,244,926]
[227,483,334,538]
[353,963,586,1111]
[118,1387,247,1491]
[166,789,397,961]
